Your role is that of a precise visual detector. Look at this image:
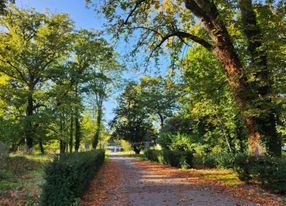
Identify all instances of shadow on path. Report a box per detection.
[106,154,254,206]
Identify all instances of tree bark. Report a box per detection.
[75,112,81,152]
[133,145,141,154]
[60,140,66,154]
[93,92,104,149]
[69,115,73,153]
[74,85,81,152]
[92,107,102,149]
[39,138,45,154]
[238,0,281,157]
[158,113,164,128]
[59,117,66,154]
[74,108,81,152]
[25,86,34,152]
[184,0,281,156]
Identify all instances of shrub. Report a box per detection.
[192,152,236,169]
[214,153,236,168]
[233,154,286,194]
[192,155,217,168]
[144,149,193,169]
[40,150,105,206]
[120,140,132,151]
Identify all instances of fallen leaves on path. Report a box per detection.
[81,157,285,206]
[132,159,285,206]
[81,159,126,206]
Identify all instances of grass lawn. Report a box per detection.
[0,154,52,205]
[283,151,286,157]
[191,168,243,186]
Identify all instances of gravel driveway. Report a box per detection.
[103,154,255,206]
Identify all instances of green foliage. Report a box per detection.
[233,155,286,194]
[192,155,217,169]
[144,149,193,169]
[94,0,286,156]
[137,76,179,127]
[0,4,121,153]
[110,82,157,154]
[40,150,105,206]
[120,140,132,152]
[192,153,237,169]
[158,133,193,152]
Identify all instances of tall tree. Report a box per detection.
[86,39,122,150]
[93,0,286,156]
[180,45,247,153]
[137,76,178,128]
[0,6,73,151]
[110,82,156,154]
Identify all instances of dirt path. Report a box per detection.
[81,154,282,206]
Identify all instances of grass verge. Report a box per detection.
[0,154,52,205]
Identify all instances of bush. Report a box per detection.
[192,155,217,168]
[120,140,132,151]
[40,150,105,206]
[192,152,236,169]
[233,154,286,194]
[144,149,193,169]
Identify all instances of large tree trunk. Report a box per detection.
[25,86,34,152]
[185,0,281,156]
[238,0,281,157]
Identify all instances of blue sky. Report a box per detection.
[16,0,101,29]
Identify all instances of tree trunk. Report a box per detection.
[238,0,281,157]
[59,117,66,154]
[25,86,34,152]
[60,140,66,154]
[133,146,141,154]
[69,115,73,153]
[184,0,281,156]
[158,113,164,128]
[92,107,102,149]
[75,111,81,152]
[74,85,81,152]
[39,139,45,155]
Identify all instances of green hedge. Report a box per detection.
[192,153,236,169]
[233,154,286,194]
[144,149,193,169]
[40,150,105,206]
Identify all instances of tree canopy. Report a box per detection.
[91,0,286,157]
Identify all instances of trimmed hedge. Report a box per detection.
[144,149,193,169]
[40,150,105,206]
[233,154,286,194]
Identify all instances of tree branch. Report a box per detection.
[154,31,213,51]
[124,0,146,25]
[0,58,28,83]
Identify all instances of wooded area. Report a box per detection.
[0,0,285,205]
